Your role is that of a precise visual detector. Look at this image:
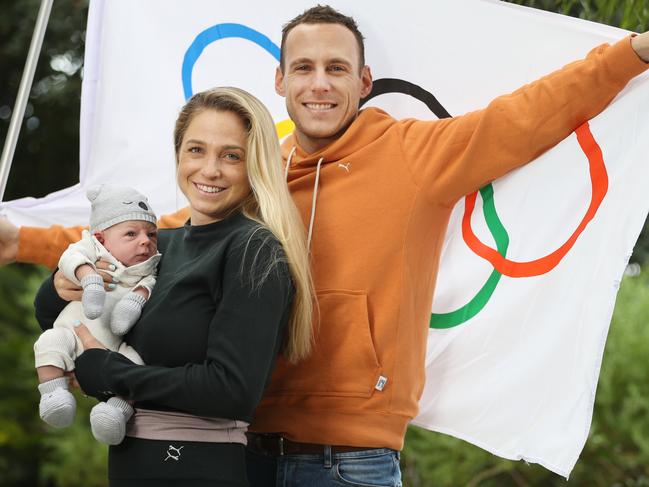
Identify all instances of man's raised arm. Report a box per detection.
[1,207,190,269]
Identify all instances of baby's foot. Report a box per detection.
[81,274,106,319]
[38,377,76,428]
[89,397,134,445]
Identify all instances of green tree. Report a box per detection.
[0,0,87,202]
[0,266,107,486]
[507,0,649,32]
[0,267,46,486]
[1,3,97,483]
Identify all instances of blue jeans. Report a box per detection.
[246,447,402,487]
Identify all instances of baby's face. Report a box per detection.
[98,220,158,266]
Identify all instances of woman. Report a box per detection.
[34,87,314,486]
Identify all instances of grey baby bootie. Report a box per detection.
[81,274,105,319]
[89,397,134,445]
[38,377,76,428]
[110,291,147,336]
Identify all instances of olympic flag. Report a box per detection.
[3,0,649,477]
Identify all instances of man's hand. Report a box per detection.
[54,259,117,301]
[632,32,649,63]
[0,217,19,266]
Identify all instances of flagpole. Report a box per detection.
[0,0,54,202]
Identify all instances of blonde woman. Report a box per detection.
[34,87,313,486]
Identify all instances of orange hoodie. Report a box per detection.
[17,37,647,450]
[249,37,648,450]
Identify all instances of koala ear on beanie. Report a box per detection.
[86,184,104,202]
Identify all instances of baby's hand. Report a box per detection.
[54,260,117,303]
[81,273,105,319]
[110,291,147,335]
[76,264,105,317]
[79,259,121,319]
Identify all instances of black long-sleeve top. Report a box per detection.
[34,212,294,422]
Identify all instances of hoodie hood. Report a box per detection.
[280,107,396,168]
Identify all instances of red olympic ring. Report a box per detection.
[462,121,608,278]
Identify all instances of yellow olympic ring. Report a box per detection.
[275,119,295,139]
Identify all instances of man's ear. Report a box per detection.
[275,66,286,97]
[360,65,373,98]
[94,232,104,245]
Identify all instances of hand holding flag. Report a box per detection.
[632,32,649,61]
[0,217,19,266]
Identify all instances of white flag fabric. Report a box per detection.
[3,0,649,477]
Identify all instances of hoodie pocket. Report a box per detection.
[267,289,382,398]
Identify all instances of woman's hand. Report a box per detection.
[73,322,110,398]
[53,269,83,301]
[54,259,117,301]
[74,322,107,350]
[95,259,117,284]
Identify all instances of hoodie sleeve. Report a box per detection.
[399,36,648,206]
[18,225,85,269]
[17,207,190,269]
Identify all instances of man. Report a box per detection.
[2,5,649,486]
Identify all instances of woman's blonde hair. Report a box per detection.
[174,87,313,362]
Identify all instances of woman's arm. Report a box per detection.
[75,235,294,421]
[34,274,69,331]
[34,259,120,331]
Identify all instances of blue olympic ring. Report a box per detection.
[182,23,280,100]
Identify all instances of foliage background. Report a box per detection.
[0,0,648,485]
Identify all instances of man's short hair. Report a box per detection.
[280,4,366,73]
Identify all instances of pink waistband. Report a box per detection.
[126,408,249,444]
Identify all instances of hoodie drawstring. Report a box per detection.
[284,147,323,251]
[307,157,324,250]
[284,146,296,180]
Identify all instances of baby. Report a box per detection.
[34,184,161,445]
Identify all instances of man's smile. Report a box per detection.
[304,102,336,110]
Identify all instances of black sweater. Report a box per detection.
[34,212,294,423]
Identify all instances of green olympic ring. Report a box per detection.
[429,183,509,329]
